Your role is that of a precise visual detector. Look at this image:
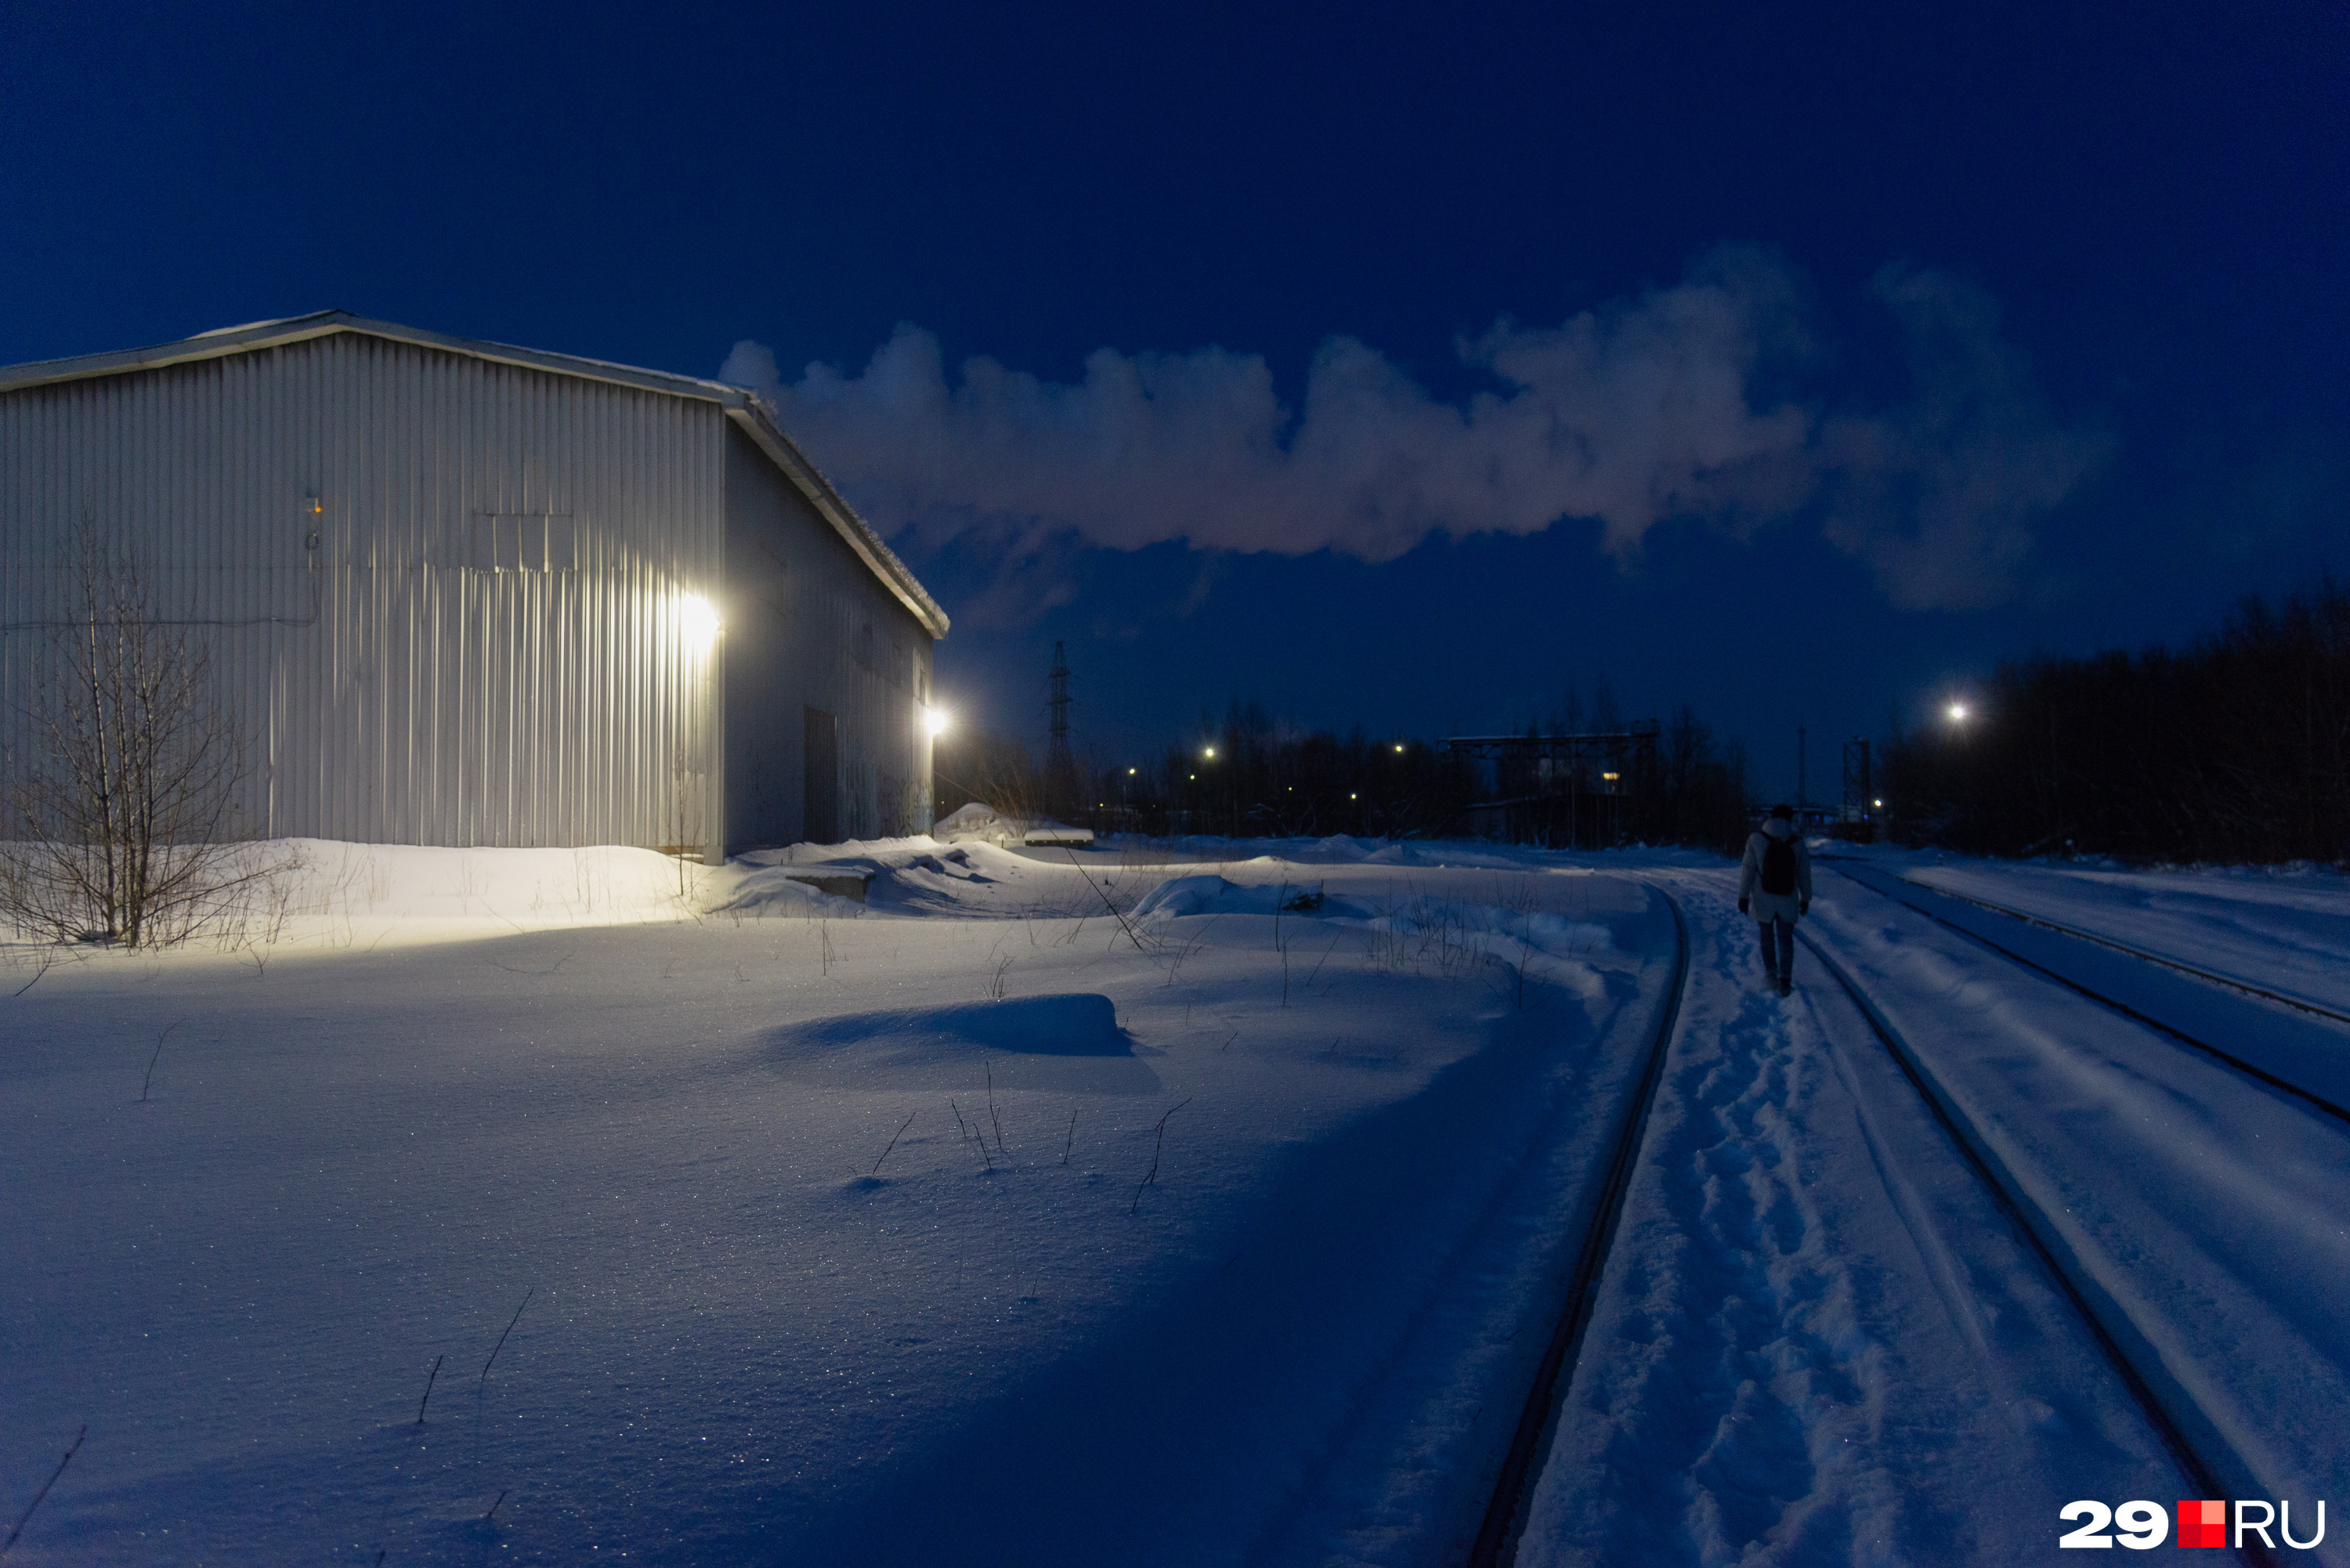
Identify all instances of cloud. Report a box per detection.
[721,248,2106,609]
[1813,265,2114,609]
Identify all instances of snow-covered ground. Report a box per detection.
[4,836,2346,1565]
[1,837,1679,1565]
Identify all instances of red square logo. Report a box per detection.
[2178,1500,2227,1548]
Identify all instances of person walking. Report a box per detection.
[1737,803,1813,995]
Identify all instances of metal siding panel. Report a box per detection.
[721,422,933,851]
[1,334,729,850]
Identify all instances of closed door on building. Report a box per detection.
[804,707,838,845]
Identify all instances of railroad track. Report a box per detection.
[1837,859,2350,1031]
[1803,866,2350,1566]
[1470,869,2335,1564]
[1822,859,2350,1129]
[1794,927,2269,1564]
[1468,885,1690,1567]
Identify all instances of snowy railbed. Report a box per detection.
[0,836,1681,1565]
[1523,852,2350,1566]
[1897,851,2350,1017]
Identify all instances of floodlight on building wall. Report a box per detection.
[678,593,722,649]
[924,706,949,737]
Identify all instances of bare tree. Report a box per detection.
[1,526,279,947]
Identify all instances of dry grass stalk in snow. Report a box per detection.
[873,1111,918,1176]
[415,1354,444,1424]
[481,1289,533,1384]
[139,1017,182,1101]
[1,1423,86,1557]
[1130,1098,1191,1212]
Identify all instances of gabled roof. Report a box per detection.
[0,311,949,638]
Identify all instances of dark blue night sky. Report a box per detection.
[6,2,2344,798]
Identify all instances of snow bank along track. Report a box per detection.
[1808,863,2350,1565]
[1468,886,1690,1567]
[1867,863,2350,1031]
[1791,926,2256,1560]
[1823,858,2350,1129]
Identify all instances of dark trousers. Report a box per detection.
[1757,916,1794,985]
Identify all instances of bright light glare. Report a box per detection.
[1947,702,1969,722]
[1873,797,1885,808]
[678,592,722,647]
[1203,746,1216,759]
[1394,743,1405,753]
[924,706,949,738]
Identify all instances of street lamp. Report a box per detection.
[1947,701,1969,724]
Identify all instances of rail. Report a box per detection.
[1468,885,1690,1566]
[1795,918,2284,1566]
[1832,860,2350,1031]
[1823,861,2350,1129]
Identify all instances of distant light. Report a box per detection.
[924,706,949,738]
[1127,767,1137,775]
[1947,701,1969,723]
[1394,743,1405,753]
[1873,797,1884,808]
[1349,793,1357,800]
[678,592,721,648]
[1602,771,1620,782]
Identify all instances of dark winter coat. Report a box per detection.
[1737,818,1813,923]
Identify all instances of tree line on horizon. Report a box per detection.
[1882,576,2350,865]
[935,695,1752,853]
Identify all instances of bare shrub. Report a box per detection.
[0,527,288,948]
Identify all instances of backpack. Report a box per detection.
[1759,832,1797,896]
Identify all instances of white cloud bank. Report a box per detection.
[721,248,2108,609]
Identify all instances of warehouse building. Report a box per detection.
[0,312,949,861]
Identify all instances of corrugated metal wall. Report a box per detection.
[721,424,934,847]
[1,334,730,849]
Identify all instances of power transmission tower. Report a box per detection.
[1842,739,1873,826]
[1046,641,1076,818]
